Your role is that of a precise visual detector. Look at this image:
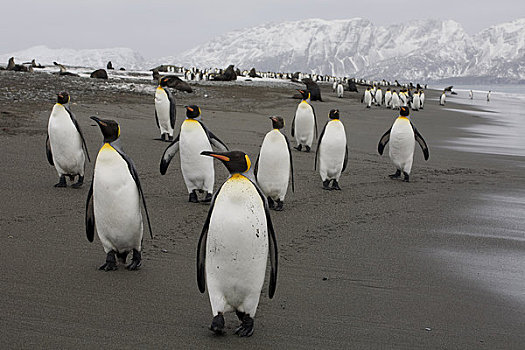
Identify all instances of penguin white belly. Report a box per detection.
[206,176,268,316]
[392,94,400,109]
[440,94,446,105]
[385,92,392,107]
[319,121,346,181]
[180,120,214,193]
[400,94,407,107]
[412,95,420,110]
[336,84,344,98]
[420,94,425,107]
[375,91,383,105]
[389,119,415,174]
[364,92,372,106]
[48,106,85,176]
[93,145,143,253]
[154,88,173,136]
[257,130,290,201]
[294,102,315,147]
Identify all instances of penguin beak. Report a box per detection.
[269,116,278,122]
[201,151,230,162]
[90,116,107,127]
[186,106,194,112]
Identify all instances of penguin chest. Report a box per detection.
[295,102,315,138]
[48,106,84,172]
[179,121,213,177]
[319,122,346,173]
[257,131,290,196]
[206,177,268,294]
[389,119,415,163]
[93,146,142,247]
[155,88,171,127]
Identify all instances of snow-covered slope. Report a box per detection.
[0,46,146,70]
[172,18,525,82]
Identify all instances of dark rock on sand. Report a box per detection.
[90,69,108,79]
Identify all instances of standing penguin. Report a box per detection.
[439,91,446,106]
[197,150,278,337]
[419,90,425,109]
[46,92,90,188]
[384,88,392,108]
[377,107,429,182]
[160,105,228,203]
[291,89,317,152]
[412,91,421,111]
[315,109,348,190]
[254,116,294,211]
[375,87,383,106]
[336,82,344,98]
[154,76,176,141]
[399,90,408,107]
[363,87,373,108]
[391,90,400,110]
[86,117,153,271]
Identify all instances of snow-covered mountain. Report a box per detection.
[0,45,146,70]
[172,18,525,82]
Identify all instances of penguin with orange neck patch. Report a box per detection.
[291,89,317,152]
[197,150,278,337]
[378,107,429,182]
[154,76,176,141]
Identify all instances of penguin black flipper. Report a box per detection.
[160,134,180,175]
[85,181,95,242]
[283,134,295,192]
[411,123,429,160]
[378,127,392,155]
[154,110,160,129]
[112,141,153,239]
[46,133,54,165]
[314,122,328,170]
[198,121,229,151]
[342,145,349,172]
[251,180,278,298]
[253,153,260,182]
[65,106,91,162]
[311,104,319,138]
[164,87,176,129]
[291,114,296,137]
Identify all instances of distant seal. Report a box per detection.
[90,69,108,79]
[301,78,323,101]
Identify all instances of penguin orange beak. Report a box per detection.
[201,151,230,162]
[269,116,278,122]
[185,106,194,112]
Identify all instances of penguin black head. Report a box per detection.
[269,116,284,129]
[159,76,169,87]
[57,92,70,104]
[185,105,201,119]
[400,106,410,117]
[201,150,251,174]
[297,89,310,100]
[329,109,340,120]
[91,116,120,143]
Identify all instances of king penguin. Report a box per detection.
[46,92,90,188]
[315,109,348,190]
[254,116,294,211]
[391,90,400,110]
[375,87,383,106]
[419,90,425,109]
[363,87,372,108]
[377,107,429,182]
[412,91,421,111]
[291,89,317,152]
[336,82,344,98]
[86,117,153,271]
[197,150,278,337]
[384,88,392,108]
[154,76,176,141]
[160,105,228,203]
[439,91,446,106]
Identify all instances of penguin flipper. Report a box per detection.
[165,88,176,129]
[199,121,229,151]
[65,106,91,162]
[86,182,95,242]
[283,134,294,192]
[254,153,260,182]
[154,110,160,129]
[160,134,180,175]
[291,114,296,137]
[315,122,328,170]
[46,133,54,166]
[342,145,349,172]
[412,124,429,160]
[378,127,391,155]
[311,104,319,139]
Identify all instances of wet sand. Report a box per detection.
[1,72,524,349]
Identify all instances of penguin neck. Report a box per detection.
[301,98,311,104]
[230,173,248,180]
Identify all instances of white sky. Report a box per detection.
[1,0,524,58]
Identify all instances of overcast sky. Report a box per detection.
[1,0,524,58]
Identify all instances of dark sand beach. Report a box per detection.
[1,71,524,349]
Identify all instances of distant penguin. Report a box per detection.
[399,90,408,107]
[315,109,348,190]
[254,116,294,211]
[160,105,228,203]
[440,91,446,106]
[336,83,344,98]
[391,90,400,110]
[363,87,372,108]
[154,77,176,141]
[86,117,153,271]
[332,81,337,92]
[487,90,491,102]
[469,90,473,100]
[197,150,278,337]
[46,92,90,188]
[412,91,421,111]
[419,90,425,109]
[377,107,429,182]
[291,90,318,152]
[375,87,383,106]
[384,88,392,108]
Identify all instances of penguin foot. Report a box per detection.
[305,146,311,153]
[168,135,174,142]
[403,172,410,182]
[71,176,84,189]
[126,249,142,270]
[161,133,167,142]
[234,314,254,337]
[201,193,213,203]
[189,191,199,203]
[54,175,67,188]
[389,170,401,179]
[294,145,302,152]
[332,180,341,190]
[210,313,225,335]
[274,200,284,211]
[322,180,332,190]
[99,251,117,271]
[267,197,275,209]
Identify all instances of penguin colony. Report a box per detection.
[45,72,435,338]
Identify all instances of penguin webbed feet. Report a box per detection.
[322,180,332,190]
[210,313,225,335]
[305,146,311,153]
[54,175,67,188]
[403,172,410,182]
[126,249,142,271]
[71,175,84,189]
[189,190,199,203]
[99,251,117,271]
[293,144,302,152]
[274,199,284,211]
[267,197,275,209]
[388,170,401,179]
[201,192,213,203]
[234,312,254,337]
[331,180,341,190]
